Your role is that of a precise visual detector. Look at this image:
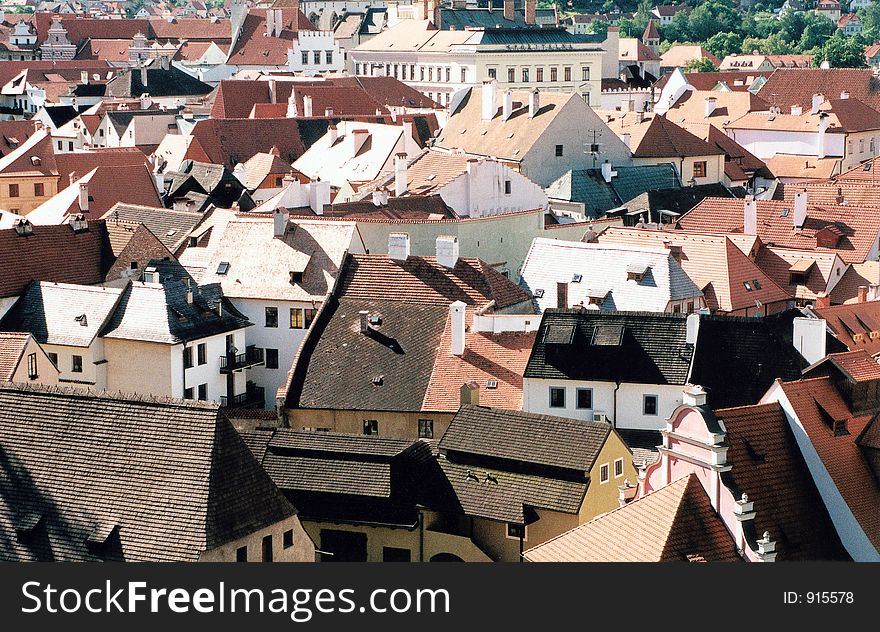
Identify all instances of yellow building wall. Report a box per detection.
[199,514,315,562]
[0,176,58,215]
[10,337,60,386]
[287,408,455,441]
[104,338,172,397]
[581,430,639,522]
[301,519,420,562]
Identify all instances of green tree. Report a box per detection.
[815,33,869,67]
[859,3,880,42]
[588,19,610,37]
[688,0,743,42]
[706,32,743,60]
[685,57,720,72]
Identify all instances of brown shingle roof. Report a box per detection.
[523,475,741,562]
[807,349,880,382]
[0,332,31,380]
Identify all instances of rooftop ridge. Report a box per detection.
[0,380,222,411]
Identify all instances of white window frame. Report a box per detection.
[599,463,610,484]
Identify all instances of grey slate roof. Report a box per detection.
[105,64,212,98]
[0,281,124,347]
[100,259,251,344]
[439,7,557,30]
[440,405,611,472]
[462,27,602,47]
[0,383,295,562]
[524,310,694,385]
[103,203,204,254]
[546,165,682,219]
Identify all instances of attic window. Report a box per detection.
[780,208,790,218]
[74,314,88,327]
[591,324,624,346]
[534,289,545,298]
[486,379,498,389]
[216,261,230,275]
[289,271,303,285]
[544,323,575,345]
[864,162,872,171]
[30,156,40,166]
[743,281,753,292]
[753,279,762,289]
[368,314,382,326]
[572,274,583,283]
[371,375,384,386]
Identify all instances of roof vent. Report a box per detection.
[13,218,32,237]
[74,313,88,327]
[68,213,88,233]
[371,375,384,386]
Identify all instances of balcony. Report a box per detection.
[220,384,265,409]
[219,345,264,373]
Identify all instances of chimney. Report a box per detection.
[328,123,337,144]
[482,78,498,121]
[303,94,313,117]
[68,171,76,186]
[359,310,369,334]
[686,312,700,345]
[372,189,389,206]
[704,96,717,118]
[600,160,616,183]
[792,317,827,364]
[325,108,334,117]
[503,0,514,21]
[68,213,88,233]
[80,70,88,84]
[817,112,830,159]
[793,190,807,229]
[528,88,540,118]
[143,266,160,283]
[743,196,757,235]
[460,380,480,406]
[815,292,831,309]
[791,105,802,116]
[618,479,638,507]
[186,281,194,305]
[273,208,287,238]
[13,218,32,237]
[525,0,536,24]
[502,89,513,121]
[274,9,283,37]
[859,285,868,303]
[451,300,466,356]
[286,91,298,117]
[394,152,408,196]
[811,93,823,115]
[840,90,850,100]
[682,384,707,407]
[350,128,370,157]
[388,232,410,261]
[140,65,147,86]
[436,235,459,269]
[159,55,169,71]
[268,79,277,104]
[265,8,275,36]
[402,119,414,143]
[309,178,330,215]
[78,183,89,212]
[621,132,631,149]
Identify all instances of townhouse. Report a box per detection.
[0,331,59,386]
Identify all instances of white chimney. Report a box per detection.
[328,123,337,144]
[78,183,89,212]
[268,78,277,104]
[743,197,757,235]
[793,190,807,229]
[450,300,466,356]
[686,312,700,345]
[481,78,498,121]
[372,189,389,206]
[817,113,830,159]
[621,133,631,149]
[273,208,286,238]
[303,94,313,117]
[325,108,334,117]
[790,105,803,116]
[704,97,717,118]
[350,129,370,157]
[274,9,283,37]
[140,65,148,86]
[265,8,274,36]
[528,88,540,119]
[309,179,330,215]
[402,119,413,142]
[682,384,707,407]
[286,91,298,117]
[359,310,369,334]
[394,152,407,197]
[793,317,826,365]
[600,161,616,183]
[233,162,246,185]
[840,90,850,100]
[81,71,89,84]
[502,89,513,121]
[388,232,410,261]
[436,235,459,269]
[811,93,823,115]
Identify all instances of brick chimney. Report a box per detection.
[525,0,536,25]
[859,285,869,303]
[503,0,514,21]
[815,292,831,309]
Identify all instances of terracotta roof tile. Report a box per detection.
[754,246,840,300]
[829,261,880,304]
[604,112,724,159]
[524,475,741,562]
[813,301,880,355]
[227,9,314,66]
[809,349,880,381]
[0,332,31,381]
[758,68,880,113]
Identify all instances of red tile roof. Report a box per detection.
[621,114,725,159]
[778,377,880,552]
[0,332,31,381]
[186,118,307,168]
[0,220,111,298]
[715,401,849,560]
[753,246,840,301]
[758,68,880,113]
[828,262,880,304]
[808,349,880,382]
[813,301,880,355]
[680,197,880,263]
[523,474,741,562]
[226,9,314,66]
[422,309,536,412]
[836,155,880,183]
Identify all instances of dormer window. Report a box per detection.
[289,270,303,285]
[216,261,230,275]
[626,263,649,282]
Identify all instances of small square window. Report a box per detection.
[555,144,563,157]
[693,161,707,179]
[576,388,593,410]
[418,418,433,439]
[304,308,316,328]
[184,387,194,399]
[283,529,294,549]
[34,182,44,197]
[236,546,248,562]
[507,523,526,539]
[266,348,279,370]
[290,308,304,329]
[599,463,610,483]
[197,383,207,400]
[486,379,498,389]
[71,355,83,373]
[534,288,545,298]
[549,386,565,408]
[614,458,624,478]
[9,183,19,197]
[47,352,58,367]
[363,419,378,435]
[644,394,658,416]
[216,261,230,275]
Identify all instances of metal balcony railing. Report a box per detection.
[220,385,265,409]
[219,345,264,373]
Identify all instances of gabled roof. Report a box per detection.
[519,238,702,312]
[100,259,250,344]
[0,332,34,380]
[440,404,611,472]
[524,310,693,385]
[758,68,880,113]
[198,216,356,302]
[226,8,313,66]
[186,117,308,168]
[804,349,880,382]
[0,281,124,347]
[603,112,724,159]
[104,62,212,98]
[679,197,880,263]
[597,227,789,313]
[776,377,880,553]
[660,45,720,69]
[0,220,112,299]
[103,203,204,255]
[619,37,660,62]
[0,383,295,561]
[754,246,841,301]
[523,474,741,562]
[828,261,880,304]
[813,301,880,355]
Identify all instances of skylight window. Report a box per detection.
[753,279,762,289]
[864,163,872,172]
[591,324,624,346]
[216,261,230,275]
[486,379,498,389]
[572,274,583,283]
[780,208,790,218]
[534,288,545,298]
[743,281,753,292]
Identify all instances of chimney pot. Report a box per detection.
[358,310,369,334]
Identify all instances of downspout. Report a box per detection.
[612,380,621,429]
[182,342,188,398]
[418,508,424,563]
